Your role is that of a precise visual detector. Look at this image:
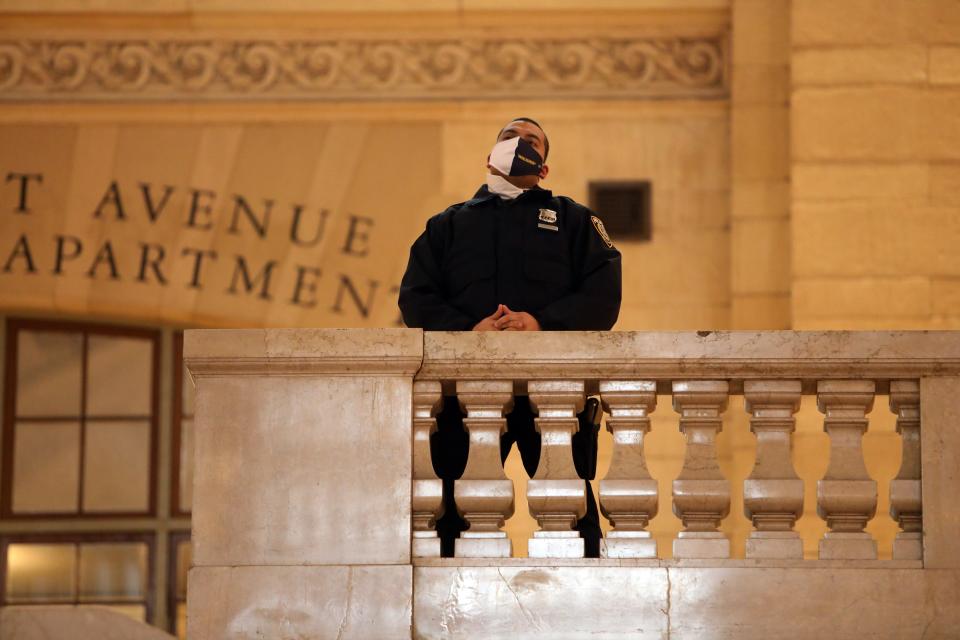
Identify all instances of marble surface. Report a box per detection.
[673,532,730,559]
[0,607,175,640]
[189,565,412,640]
[414,566,960,639]
[745,531,803,559]
[670,567,960,639]
[921,376,960,568]
[601,535,659,558]
[192,374,413,566]
[414,566,669,639]
[419,331,960,381]
[185,328,423,376]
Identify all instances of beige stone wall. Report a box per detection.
[729,0,791,329]
[791,0,960,329]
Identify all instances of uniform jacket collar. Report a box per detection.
[466,183,553,206]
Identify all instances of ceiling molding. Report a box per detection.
[0,32,728,102]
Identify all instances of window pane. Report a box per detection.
[12,421,80,513]
[16,330,82,417]
[82,420,151,512]
[174,541,191,601]
[6,544,77,603]
[179,418,194,512]
[78,543,147,601]
[86,336,153,416]
[181,362,195,416]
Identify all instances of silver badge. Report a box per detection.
[538,208,557,224]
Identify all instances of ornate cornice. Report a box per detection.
[0,33,727,101]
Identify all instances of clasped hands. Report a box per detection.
[473,304,541,331]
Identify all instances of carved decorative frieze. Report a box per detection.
[0,34,727,100]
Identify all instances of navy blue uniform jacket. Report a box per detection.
[399,184,622,330]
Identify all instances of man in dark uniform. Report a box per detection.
[398,117,622,557]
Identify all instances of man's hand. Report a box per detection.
[473,304,507,331]
[473,304,541,331]
[494,305,541,331]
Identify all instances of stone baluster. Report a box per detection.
[889,380,922,560]
[671,380,731,558]
[743,380,804,559]
[412,381,444,558]
[527,380,588,558]
[598,380,658,559]
[816,380,878,559]
[454,380,515,558]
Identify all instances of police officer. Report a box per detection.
[399,117,622,557]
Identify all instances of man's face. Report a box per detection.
[489,120,550,188]
[497,120,548,161]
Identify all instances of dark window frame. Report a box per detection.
[171,331,192,518]
[1,317,161,520]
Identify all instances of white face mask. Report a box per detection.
[485,173,526,200]
[487,136,544,177]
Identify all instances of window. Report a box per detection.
[1,319,160,517]
[1,535,153,622]
[588,181,653,242]
[0,317,190,636]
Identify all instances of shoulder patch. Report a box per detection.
[591,215,614,248]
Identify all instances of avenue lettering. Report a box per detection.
[2,172,399,321]
[87,180,348,247]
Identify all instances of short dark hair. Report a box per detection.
[497,117,549,161]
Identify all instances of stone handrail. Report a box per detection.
[417,330,960,384]
[184,329,960,639]
[412,331,957,563]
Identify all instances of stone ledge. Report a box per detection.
[184,327,423,377]
[414,565,960,639]
[419,330,960,381]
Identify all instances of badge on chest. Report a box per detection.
[538,208,558,232]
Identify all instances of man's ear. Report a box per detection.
[539,164,550,180]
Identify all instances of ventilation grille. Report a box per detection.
[588,181,652,242]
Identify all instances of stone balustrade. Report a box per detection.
[185,329,960,639]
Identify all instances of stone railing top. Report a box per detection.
[184,328,423,377]
[418,330,960,386]
[184,328,960,383]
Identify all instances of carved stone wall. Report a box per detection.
[0,34,727,101]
